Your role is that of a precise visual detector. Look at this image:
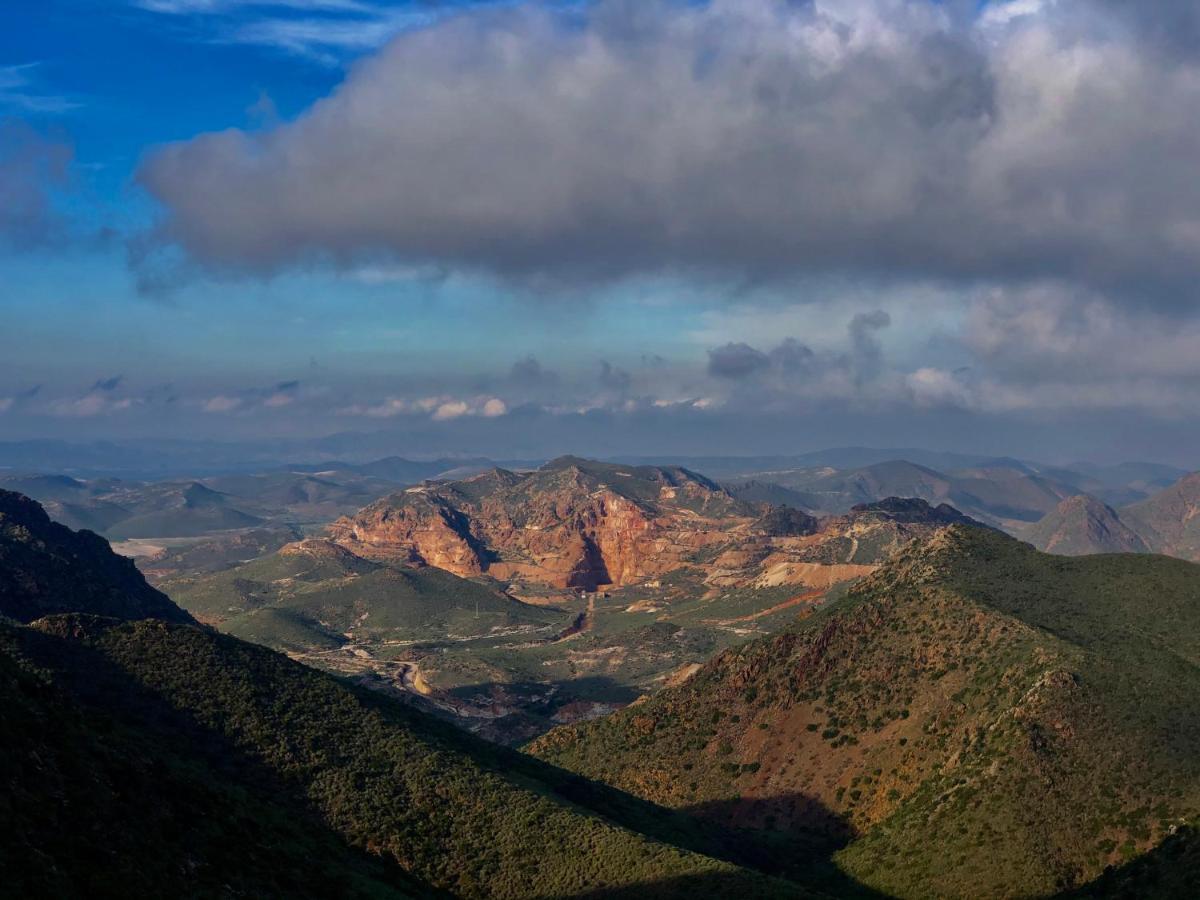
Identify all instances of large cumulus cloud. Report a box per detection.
[135,0,1200,307]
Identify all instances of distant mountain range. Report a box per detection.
[699,455,1200,563]
[0,458,505,543]
[718,457,1187,526]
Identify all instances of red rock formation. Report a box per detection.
[327,459,985,595]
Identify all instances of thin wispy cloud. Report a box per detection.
[0,64,77,114]
[133,0,374,13]
[131,0,494,64]
[229,9,438,63]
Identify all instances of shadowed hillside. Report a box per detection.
[0,489,193,625]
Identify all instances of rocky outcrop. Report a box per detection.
[328,460,753,591]
[329,490,489,573]
[328,460,988,596]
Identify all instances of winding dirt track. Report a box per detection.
[718,588,826,625]
[551,593,596,642]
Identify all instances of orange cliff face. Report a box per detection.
[326,458,755,591]
[327,492,489,575]
[325,457,985,599]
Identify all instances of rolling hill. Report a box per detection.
[165,537,559,649]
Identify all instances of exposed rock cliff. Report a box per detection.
[329,457,987,597]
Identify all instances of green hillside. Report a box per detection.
[164,539,559,647]
[0,623,428,899]
[531,527,1200,898]
[2,614,814,899]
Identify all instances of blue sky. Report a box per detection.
[2,1,702,422]
[3,0,1200,464]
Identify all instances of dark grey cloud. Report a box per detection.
[508,355,558,388]
[848,310,891,386]
[0,119,72,248]
[707,342,769,379]
[598,360,631,393]
[136,0,1200,309]
[768,338,816,377]
[90,375,124,392]
[707,336,824,389]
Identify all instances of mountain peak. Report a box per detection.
[1027,493,1150,556]
[848,496,975,525]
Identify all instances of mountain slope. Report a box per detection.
[724,459,1081,526]
[1025,495,1151,556]
[0,623,429,899]
[2,614,814,899]
[1122,472,1200,562]
[165,537,559,649]
[0,487,818,899]
[328,457,988,604]
[530,527,1200,898]
[0,489,193,625]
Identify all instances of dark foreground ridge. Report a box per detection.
[0,489,194,625]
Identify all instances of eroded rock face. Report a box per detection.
[328,459,752,590]
[328,458,987,596]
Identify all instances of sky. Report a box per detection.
[3,0,1200,465]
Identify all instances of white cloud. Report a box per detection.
[432,400,471,421]
[136,0,1200,311]
[262,390,296,408]
[202,395,243,413]
[50,394,136,418]
[905,368,973,409]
